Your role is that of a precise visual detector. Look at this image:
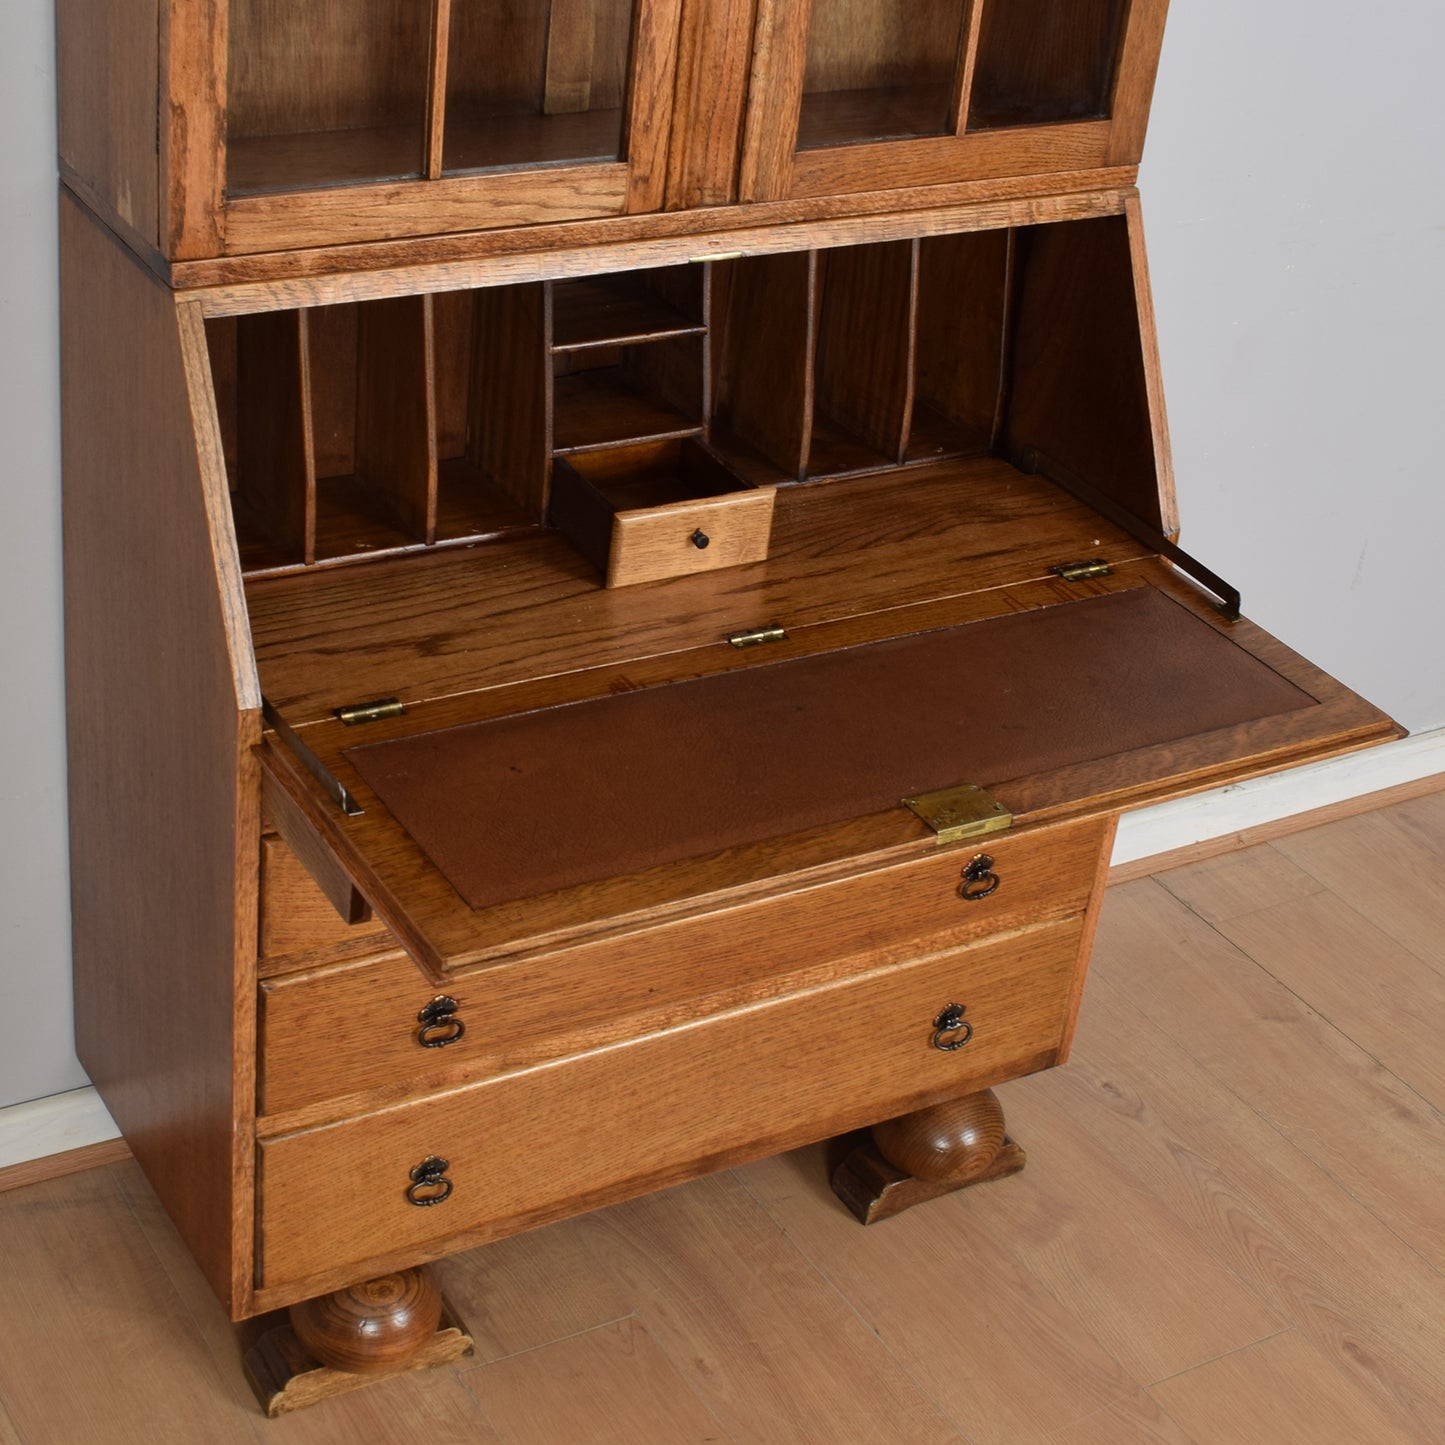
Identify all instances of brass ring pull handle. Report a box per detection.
[416,995,465,1049]
[406,1156,453,1207]
[958,853,1000,901]
[932,1004,974,1052]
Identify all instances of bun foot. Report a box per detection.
[832,1089,1026,1225]
[290,1268,442,1374]
[242,1268,474,1417]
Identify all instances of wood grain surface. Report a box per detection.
[257,918,1082,1288]
[61,197,260,1317]
[244,455,1393,976]
[664,0,758,207]
[63,0,1168,268]
[257,816,1107,1113]
[56,0,160,250]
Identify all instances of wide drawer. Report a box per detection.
[257,915,1084,1288]
[257,816,1107,1113]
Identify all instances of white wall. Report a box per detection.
[1,3,1442,1111]
[1,2,81,1109]
[1141,0,1445,727]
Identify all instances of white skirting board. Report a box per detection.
[1110,725,1445,868]
[3,728,1442,1173]
[0,1086,122,1169]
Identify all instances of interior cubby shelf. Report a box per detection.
[212,215,1153,584]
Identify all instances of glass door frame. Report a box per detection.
[163,0,686,260]
[738,0,1169,204]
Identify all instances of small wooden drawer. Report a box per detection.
[550,438,775,587]
[257,915,1084,1287]
[257,816,1108,1113]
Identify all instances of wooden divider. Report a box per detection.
[949,0,988,134]
[908,227,1012,462]
[1001,213,1162,531]
[810,239,918,475]
[354,294,437,544]
[710,251,817,481]
[468,281,552,517]
[230,309,316,569]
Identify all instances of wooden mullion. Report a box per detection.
[951,0,989,135]
[623,0,687,213]
[737,0,814,202]
[663,0,759,208]
[426,0,454,180]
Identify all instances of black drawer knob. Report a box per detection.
[932,1004,974,1052]
[958,853,1000,901]
[416,995,465,1049]
[406,1156,453,1207]
[691,529,711,550]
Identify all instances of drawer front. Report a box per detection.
[258,817,1107,1112]
[258,916,1083,1287]
[608,487,775,587]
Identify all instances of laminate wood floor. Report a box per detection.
[3,789,1442,1443]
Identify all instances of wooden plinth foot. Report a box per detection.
[242,1269,474,1417]
[832,1089,1026,1225]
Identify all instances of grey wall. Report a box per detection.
[1141,1,1445,728]
[1,3,1441,1109]
[1,1,80,1109]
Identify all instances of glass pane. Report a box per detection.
[226,0,430,196]
[798,0,967,152]
[968,0,1128,130]
[444,0,638,175]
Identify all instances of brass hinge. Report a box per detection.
[1051,558,1113,582]
[902,784,1013,845]
[334,697,407,726]
[726,623,788,649]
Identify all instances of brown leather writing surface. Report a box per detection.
[346,587,1313,910]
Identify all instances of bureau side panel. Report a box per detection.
[56,0,161,254]
[60,194,261,1316]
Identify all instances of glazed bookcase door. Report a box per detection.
[741,0,1169,203]
[177,0,683,257]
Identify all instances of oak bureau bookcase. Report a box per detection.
[57,0,1398,1414]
